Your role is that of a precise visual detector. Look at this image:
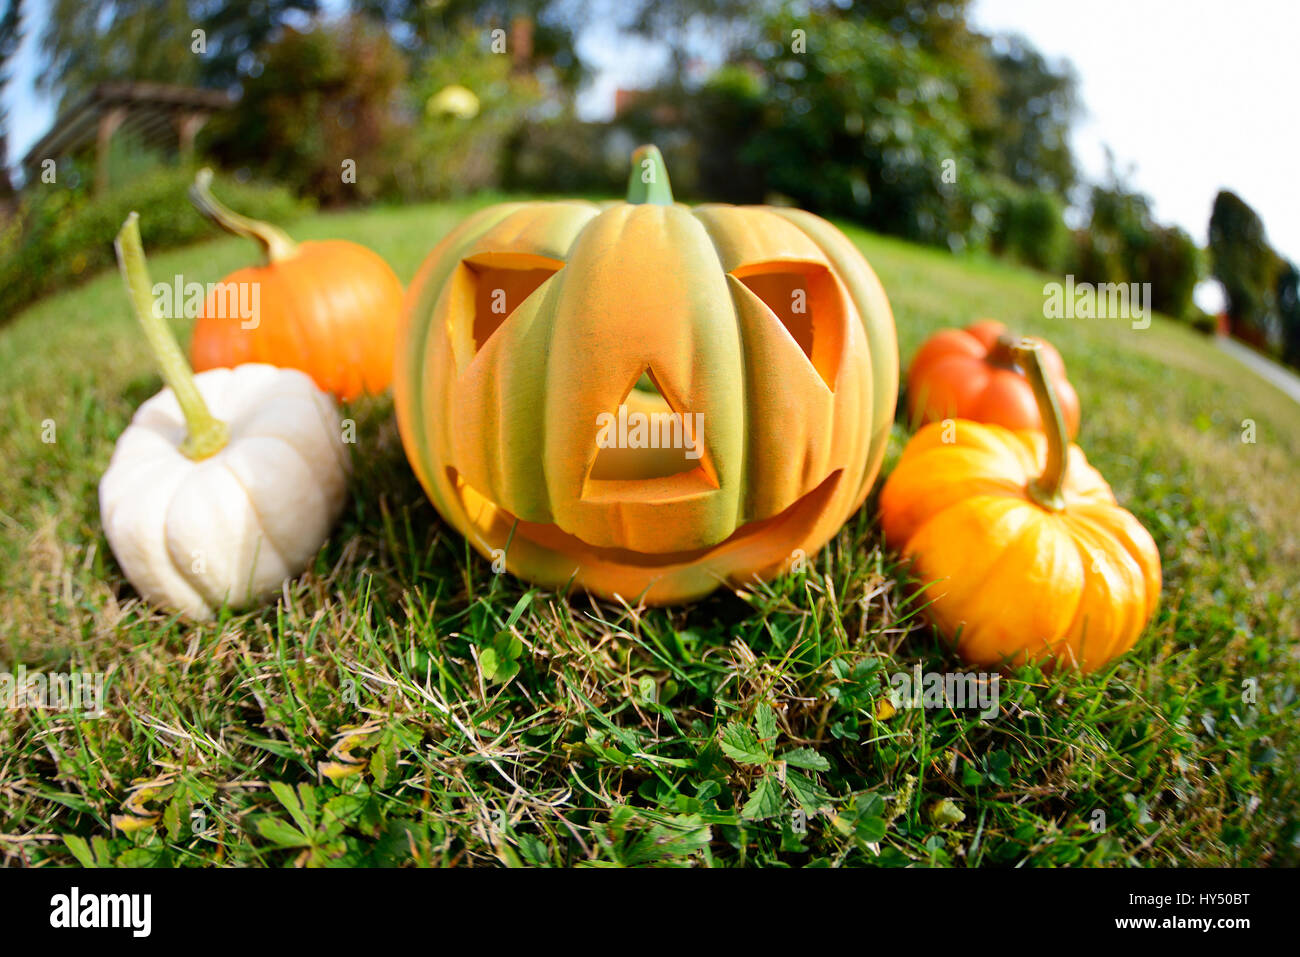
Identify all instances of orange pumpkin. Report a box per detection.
[394,146,898,604]
[188,169,404,401]
[880,338,1160,672]
[906,319,1081,437]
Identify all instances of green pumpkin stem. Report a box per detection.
[1004,335,1068,511]
[189,167,298,264]
[115,213,230,461]
[626,145,675,206]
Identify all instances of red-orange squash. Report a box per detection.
[188,169,404,401]
[906,319,1081,437]
[394,146,899,604]
[881,337,1160,672]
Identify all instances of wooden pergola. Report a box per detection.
[21,82,233,193]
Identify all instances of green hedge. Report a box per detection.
[992,186,1070,273]
[1,168,309,324]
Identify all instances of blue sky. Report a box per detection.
[3,0,52,176]
[6,0,1297,300]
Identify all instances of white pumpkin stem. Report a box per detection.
[115,213,230,460]
[189,168,298,264]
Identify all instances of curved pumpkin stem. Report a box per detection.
[985,334,1020,369]
[115,213,230,461]
[626,145,675,206]
[189,168,298,264]
[1005,335,1068,512]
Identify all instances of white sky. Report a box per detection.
[6,0,1297,284]
[972,0,1300,268]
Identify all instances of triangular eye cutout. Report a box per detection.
[734,262,845,390]
[585,367,717,497]
[464,253,564,352]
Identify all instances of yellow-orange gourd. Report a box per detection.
[394,146,899,604]
[881,338,1160,671]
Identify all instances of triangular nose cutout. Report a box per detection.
[587,367,713,484]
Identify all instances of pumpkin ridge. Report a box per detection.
[763,206,897,506]
[165,462,288,607]
[307,243,354,396]
[509,202,628,528]
[105,458,213,617]
[724,272,798,523]
[994,428,1047,484]
[539,201,746,550]
[697,204,866,524]
[451,256,569,517]
[399,202,541,484]
[761,212,871,504]
[911,497,1083,667]
[1059,512,1147,667]
[336,242,391,396]
[880,449,1027,547]
[1013,509,1091,665]
[690,206,762,526]
[217,457,301,568]
[274,249,330,394]
[1069,502,1162,620]
[419,202,598,516]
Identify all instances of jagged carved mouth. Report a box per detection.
[446,466,845,569]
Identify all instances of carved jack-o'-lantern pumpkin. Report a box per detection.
[393,146,898,603]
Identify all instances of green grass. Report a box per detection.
[1,196,1297,867]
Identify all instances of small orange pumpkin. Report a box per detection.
[881,338,1160,672]
[906,319,1081,437]
[188,169,404,401]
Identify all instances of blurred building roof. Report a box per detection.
[21,82,233,191]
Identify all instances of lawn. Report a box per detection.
[1,195,1297,867]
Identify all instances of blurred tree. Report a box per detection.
[188,0,322,90]
[1087,170,1155,274]
[689,64,766,202]
[993,186,1068,272]
[40,0,319,106]
[1067,164,1201,321]
[1138,223,1201,321]
[620,1,1076,252]
[0,0,22,200]
[623,0,764,87]
[1209,189,1279,346]
[625,0,1002,125]
[984,33,1077,195]
[394,21,544,199]
[1276,261,1300,369]
[739,8,996,248]
[849,0,1001,134]
[203,17,405,205]
[41,0,198,105]
[1068,227,1124,287]
[1081,176,1154,294]
[350,0,585,95]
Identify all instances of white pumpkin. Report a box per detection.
[100,364,349,619]
[102,213,351,621]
